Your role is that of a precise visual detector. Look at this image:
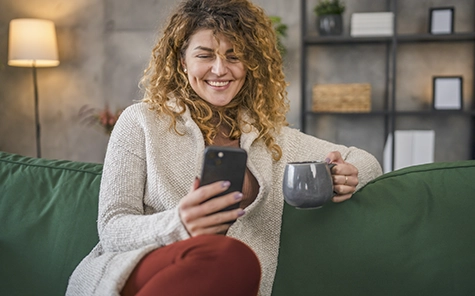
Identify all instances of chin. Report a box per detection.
[205,98,233,107]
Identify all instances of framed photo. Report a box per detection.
[432,76,463,110]
[429,7,454,34]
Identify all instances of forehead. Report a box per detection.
[187,29,233,50]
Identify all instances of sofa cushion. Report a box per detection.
[273,160,475,296]
[0,152,102,296]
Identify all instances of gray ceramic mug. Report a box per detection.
[282,161,336,209]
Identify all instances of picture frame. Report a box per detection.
[429,7,454,34]
[432,76,463,110]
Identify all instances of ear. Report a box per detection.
[180,58,186,70]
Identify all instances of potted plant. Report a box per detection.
[314,0,345,36]
[79,104,124,135]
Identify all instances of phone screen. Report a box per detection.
[200,146,248,212]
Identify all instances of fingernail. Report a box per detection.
[237,209,245,217]
[325,158,331,164]
[222,181,230,188]
[234,192,243,200]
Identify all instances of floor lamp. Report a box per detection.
[8,18,60,158]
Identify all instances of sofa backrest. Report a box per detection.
[2,151,475,296]
[273,160,475,296]
[0,152,102,296]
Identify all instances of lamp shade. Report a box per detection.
[8,18,59,67]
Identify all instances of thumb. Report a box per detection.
[190,176,200,192]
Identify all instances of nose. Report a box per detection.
[211,56,228,76]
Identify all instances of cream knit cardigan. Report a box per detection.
[66,102,382,296]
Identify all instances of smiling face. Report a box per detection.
[181,29,247,107]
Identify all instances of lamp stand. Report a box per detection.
[32,64,41,158]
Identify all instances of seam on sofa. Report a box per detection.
[0,158,102,176]
[366,161,475,186]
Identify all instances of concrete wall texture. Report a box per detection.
[0,0,473,165]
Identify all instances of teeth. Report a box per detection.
[208,81,229,87]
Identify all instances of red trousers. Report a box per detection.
[121,235,261,296]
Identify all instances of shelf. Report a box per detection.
[303,32,475,45]
[305,111,389,116]
[306,110,475,116]
[304,35,391,45]
[397,32,475,43]
[395,110,475,116]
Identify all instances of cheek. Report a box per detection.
[188,64,209,78]
[236,65,247,79]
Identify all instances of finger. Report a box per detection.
[187,208,245,236]
[180,191,243,225]
[181,180,231,208]
[333,184,355,195]
[192,224,231,237]
[201,208,245,228]
[331,163,358,177]
[332,175,357,187]
[325,151,343,164]
[343,175,349,186]
[190,223,231,237]
[200,191,243,216]
[332,193,353,203]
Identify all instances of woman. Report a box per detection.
[67,0,382,295]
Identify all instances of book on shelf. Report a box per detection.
[383,130,435,173]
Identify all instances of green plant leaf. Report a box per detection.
[269,15,288,56]
[314,0,345,16]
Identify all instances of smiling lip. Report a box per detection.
[207,80,230,87]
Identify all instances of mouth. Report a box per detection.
[206,80,230,87]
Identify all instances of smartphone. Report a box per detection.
[199,146,248,212]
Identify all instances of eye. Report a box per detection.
[227,55,240,62]
[196,54,212,59]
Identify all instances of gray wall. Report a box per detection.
[0,0,301,163]
[0,0,473,165]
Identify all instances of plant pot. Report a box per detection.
[317,14,343,36]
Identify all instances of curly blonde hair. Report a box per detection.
[141,0,289,161]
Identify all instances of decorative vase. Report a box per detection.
[317,14,343,36]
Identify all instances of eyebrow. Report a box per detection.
[192,46,234,54]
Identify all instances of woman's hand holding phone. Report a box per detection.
[178,177,245,237]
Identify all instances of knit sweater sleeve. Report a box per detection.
[281,127,383,191]
[97,105,190,253]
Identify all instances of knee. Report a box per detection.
[196,235,260,268]
[214,236,260,268]
[192,235,261,292]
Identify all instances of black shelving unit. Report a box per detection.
[300,0,475,168]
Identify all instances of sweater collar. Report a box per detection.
[167,98,260,150]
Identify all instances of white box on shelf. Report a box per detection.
[351,28,394,37]
[351,12,394,37]
[383,130,435,173]
[351,19,393,27]
[351,12,394,22]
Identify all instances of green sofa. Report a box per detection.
[1,151,475,296]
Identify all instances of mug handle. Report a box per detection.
[328,163,337,196]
